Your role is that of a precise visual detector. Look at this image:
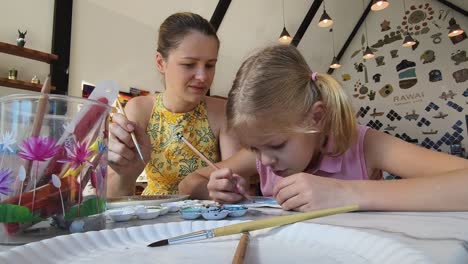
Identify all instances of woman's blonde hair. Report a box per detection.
[227,45,357,156]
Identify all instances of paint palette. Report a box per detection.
[106,205,170,222]
[179,205,248,220]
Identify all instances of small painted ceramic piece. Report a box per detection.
[223,205,248,217]
[161,200,200,212]
[201,206,230,220]
[180,207,202,220]
[107,208,134,222]
[146,206,170,215]
[136,208,161,220]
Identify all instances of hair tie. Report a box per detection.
[311,72,318,81]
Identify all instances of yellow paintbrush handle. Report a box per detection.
[213,205,359,237]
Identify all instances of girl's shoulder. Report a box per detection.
[205,95,227,111]
[204,95,228,135]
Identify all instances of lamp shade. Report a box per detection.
[318,10,333,27]
[402,33,416,47]
[448,23,464,37]
[371,0,389,11]
[329,56,341,69]
[278,27,292,44]
[363,46,375,59]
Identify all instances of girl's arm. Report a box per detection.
[179,149,258,200]
[359,129,468,211]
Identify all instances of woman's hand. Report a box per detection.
[273,173,357,212]
[108,112,151,180]
[207,168,249,204]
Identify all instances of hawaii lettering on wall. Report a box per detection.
[394,92,425,105]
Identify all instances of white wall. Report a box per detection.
[333,0,468,153]
[0,0,54,96]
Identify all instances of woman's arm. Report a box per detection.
[358,129,468,211]
[107,95,154,197]
[179,148,258,199]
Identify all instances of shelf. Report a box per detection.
[0,41,58,64]
[0,78,56,92]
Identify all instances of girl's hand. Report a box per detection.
[207,168,249,204]
[272,173,356,212]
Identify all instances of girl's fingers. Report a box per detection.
[274,181,301,206]
[109,122,135,148]
[279,192,307,211]
[272,176,296,198]
[211,191,244,204]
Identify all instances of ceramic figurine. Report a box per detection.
[31,75,40,84]
[17,30,27,47]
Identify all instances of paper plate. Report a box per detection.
[0,220,433,264]
[106,195,189,209]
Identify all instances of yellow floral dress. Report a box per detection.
[142,94,220,195]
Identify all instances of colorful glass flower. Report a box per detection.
[18,136,60,161]
[0,131,16,153]
[0,168,13,195]
[58,141,93,168]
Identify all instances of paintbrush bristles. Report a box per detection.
[147,239,169,247]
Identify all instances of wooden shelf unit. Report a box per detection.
[0,41,59,92]
[0,41,58,64]
[0,78,56,92]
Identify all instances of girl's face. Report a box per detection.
[157,31,219,104]
[241,129,322,177]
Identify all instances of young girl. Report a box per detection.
[180,44,468,212]
[107,12,240,196]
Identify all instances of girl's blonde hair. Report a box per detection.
[227,45,357,156]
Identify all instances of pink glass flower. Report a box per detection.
[0,168,13,195]
[58,141,93,168]
[18,136,61,161]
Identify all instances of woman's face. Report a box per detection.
[157,31,219,104]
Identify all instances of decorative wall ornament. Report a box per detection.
[411,40,420,50]
[430,33,442,44]
[452,68,468,83]
[379,84,394,97]
[370,108,384,118]
[404,110,419,121]
[373,73,382,83]
[451,50,468,65]
[384,124,397,131]
[354,62,364,72]
[380,20,391,31]
[371,31,402,48]
[375,56,385,66]
[390,49,399,58]
[420,50,435,64]
[429,69,442,82]
[422,129,438,135]
[433,112,448,119]
[439,90,456,100]
[341,74,351,81]
[396,59,417,89]
[399,3,433,36]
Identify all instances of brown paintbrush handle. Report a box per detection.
[232,232,249,264]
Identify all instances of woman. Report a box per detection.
[107,12,240,196]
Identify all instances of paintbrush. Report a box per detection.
[115,99,146,165]
[147,204,359,247]
[175,132,253,202]
[232,232,249,264]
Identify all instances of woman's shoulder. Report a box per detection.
[205,95,227,111]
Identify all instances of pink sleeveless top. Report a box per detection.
[257,125,371,196]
